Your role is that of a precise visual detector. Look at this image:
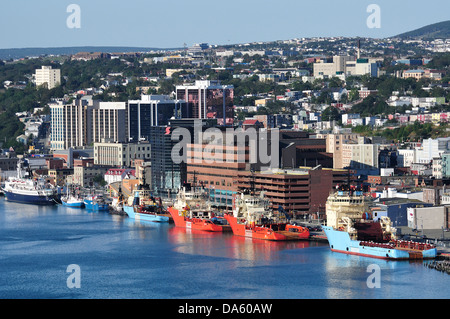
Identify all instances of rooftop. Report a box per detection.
[404,69,425,73]
[373,198,427,206]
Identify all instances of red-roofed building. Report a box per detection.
[242,119,263,130]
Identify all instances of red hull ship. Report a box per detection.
[225,214,309,240]
[226,191,309,241]
[167,183,231,233]
[168,206,230,232]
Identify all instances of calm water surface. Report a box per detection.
[0,198,448,299]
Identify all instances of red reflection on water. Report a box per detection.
[167,226,311,261]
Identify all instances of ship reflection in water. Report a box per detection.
[167,226,315,262]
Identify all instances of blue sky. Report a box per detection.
[0,0,449,49]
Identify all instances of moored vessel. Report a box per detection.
[322,188,437,260]
[110,196,125,215]
[2,160,58,205]
[61,185,84,208]
[61,195,85,208]
[224,191,310,241]
[167,183,231,232]
[109,187,126,215]
[123,184,170,223]
[84,194,109,211]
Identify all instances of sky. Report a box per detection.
[0,0,449,49]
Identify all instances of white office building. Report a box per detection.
[50,98,127,150]
[416,137,450,163]
[94,141,151,167]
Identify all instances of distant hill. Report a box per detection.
[0,46,179,60]
[394,20,450,39]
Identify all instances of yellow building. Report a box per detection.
[402,69,425,80]
[254,98,273,106]
[431,113,441,124]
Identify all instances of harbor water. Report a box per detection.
[0,198,449,299]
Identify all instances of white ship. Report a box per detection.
[2,160,57,205]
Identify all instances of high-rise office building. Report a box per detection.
[88,101,127,144]
[50,98,127,150]
[50,99,90,150]
[127,95,187,142]
[148,119,214,197]
[35,66,61,89]
[176,80,234,125]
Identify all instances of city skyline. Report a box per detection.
[0,0,449,50]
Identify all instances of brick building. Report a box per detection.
[236,167,351,219]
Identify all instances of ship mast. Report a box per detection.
[16,160,23,179]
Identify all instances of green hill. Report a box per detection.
[394,20,450,39]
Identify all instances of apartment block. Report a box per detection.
[50,98,127,150]
[35,66,61,89]
[89,101,127,144]
[50,99,91,150]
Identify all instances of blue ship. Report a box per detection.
[322,225,437,260]
[4,190,57,205]
[323,188,437,260]
[61,185,84,208]
[61,196,85,208]
[84,195,109,211]
[123,187,169,223]
[123,205,169,222]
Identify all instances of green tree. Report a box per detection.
[321,106,340,121]
[348,88,359,102]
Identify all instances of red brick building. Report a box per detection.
[237,168,351,219]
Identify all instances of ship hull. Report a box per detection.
[84,199,109,211]
[62,199,85,208]
[322,226,437,260]
[124,205,169,222]
[4,190,56,205]
[224,214,310,241]
[168,207,230,232]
